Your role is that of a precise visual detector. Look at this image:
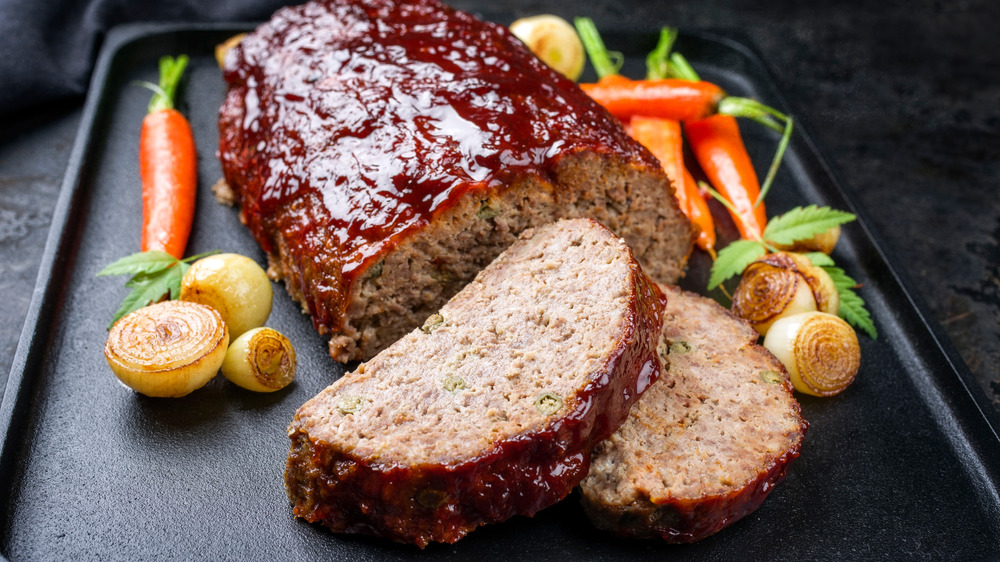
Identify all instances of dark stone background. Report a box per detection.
[1,0,998,410]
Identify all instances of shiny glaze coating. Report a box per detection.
[218,0,658,333]
[284,247,667,547]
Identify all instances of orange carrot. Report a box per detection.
[682,167,716,256]
[629,115,716,255]
[580,78,725,122]
[629,116,689,208]
[139,55,196,259]
[684,114,767,240]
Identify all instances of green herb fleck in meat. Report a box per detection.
[669,340,691,354]
[421,313,446,334]
[760,370,782,384]
[338,395,369,414]
[477,199,499,220]
[442,375,466,392]
[535,392,563,416]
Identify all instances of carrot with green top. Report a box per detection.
[138,55,196,259]
[685,115,768,240]
[664,48,791,240]
[577,24,717,254]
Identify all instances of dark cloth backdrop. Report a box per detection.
[0,0,294,121]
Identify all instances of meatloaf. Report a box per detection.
[218,0,695,362]
[580,286,808,542]
[285,219,665,547]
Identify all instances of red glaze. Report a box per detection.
[285,248,666,547]
[218,0,657,333]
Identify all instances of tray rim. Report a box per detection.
[2,20,999,559]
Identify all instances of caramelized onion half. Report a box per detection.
[732,259,817,335]
[179,253,272,339]
[105,301,229,397]
[222,327,297,392]
[783,252,840,315]
[509,15,585,81]
[763,311,861,397]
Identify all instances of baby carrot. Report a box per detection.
[684,114,768,240]
[683,167,716,256]
[139,55,196,259]
[580,78,726,122]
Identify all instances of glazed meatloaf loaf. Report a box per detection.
[580,286,808,543]
[285,219,665,547]
[218,0,695,362]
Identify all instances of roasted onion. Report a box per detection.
[222,327,297,392]
[731,257,817,335]
[763,311,861,397]
[179,253,272,339]
[105,300,229,398]
[509,15,585,81]
[783,252,839,315]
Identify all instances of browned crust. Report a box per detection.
[285,220,666,547]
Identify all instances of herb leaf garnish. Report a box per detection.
[708,240,768,290]
[822,265,878,339]
[761,204,855,246]
[98,250,217,328]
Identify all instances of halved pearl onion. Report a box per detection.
[221,327,296,392]
[179,253,272,339]
[783,252,840,315]
[509,15,586,81]
[731,259,817,336]
[763,311,861,397]
[105,300,228,397]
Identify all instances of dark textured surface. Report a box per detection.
[1,20,999,560]
[2,0,998,410]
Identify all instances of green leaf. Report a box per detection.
[101,249,221,329]
[109,270,177,328]
[762,205,855,246]
[97,250,179,277]
[822,265,878,339]
[803,252,835,267]
[708,240,767,290]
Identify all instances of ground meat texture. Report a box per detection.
[579,286,808,543]
[218,0,695,362]
[285,219,665,547]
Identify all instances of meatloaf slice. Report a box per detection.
[580,286,808,543]
[285,219,665,547]
[218,0,695,362]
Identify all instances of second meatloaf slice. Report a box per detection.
[285,219,665,547]
[580,286,808,542]
[218,0,695,362]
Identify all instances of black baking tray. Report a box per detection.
[3,21,1000,560]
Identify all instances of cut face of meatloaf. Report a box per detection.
[285,219,665,547]
[580,285,808,543]
[218,0,695,362]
